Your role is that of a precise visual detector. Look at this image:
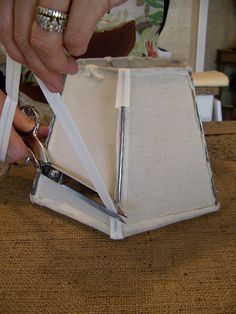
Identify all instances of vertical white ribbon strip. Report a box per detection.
[115,69,131,108]
[0,56,21,161]
[5,55,22,98]
[35,77,118,217]
[110,218,124,240]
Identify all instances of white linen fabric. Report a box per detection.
[41,57,219,238]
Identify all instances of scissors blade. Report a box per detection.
[40,163,126,223]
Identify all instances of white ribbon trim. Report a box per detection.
[0,96,18,161]
[115,68,131,108]
[0,56,21,161]
[110,218,124,240]
[5,55,22,99]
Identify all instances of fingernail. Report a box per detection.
[46,83,61,93]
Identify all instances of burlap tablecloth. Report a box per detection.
[0,122,235,314]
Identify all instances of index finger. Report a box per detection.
[31,0,78,75]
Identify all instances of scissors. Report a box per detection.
[17,105,126,223]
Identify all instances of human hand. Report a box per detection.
[0,0,127,93]
[0,89,48,163]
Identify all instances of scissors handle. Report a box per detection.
[16,105,49,167]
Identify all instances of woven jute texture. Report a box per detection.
[0,132,236,313]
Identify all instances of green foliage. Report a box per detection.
[148,11,163,25]
[144,0,164,9]
[144,0,164,25]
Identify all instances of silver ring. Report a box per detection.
[35,6,69,33]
